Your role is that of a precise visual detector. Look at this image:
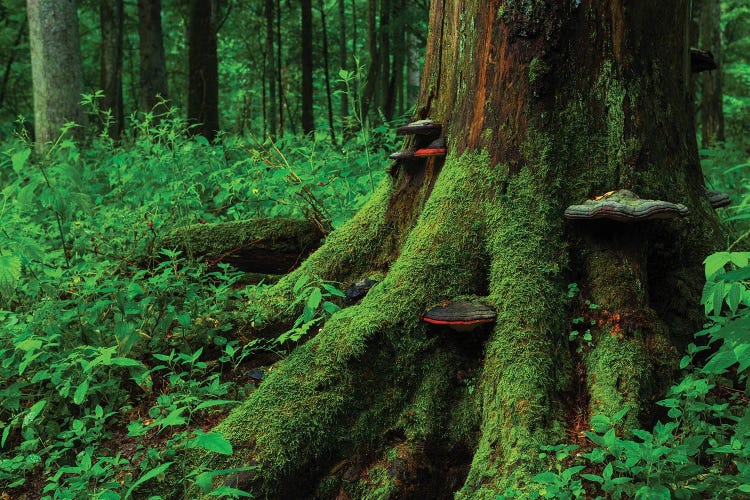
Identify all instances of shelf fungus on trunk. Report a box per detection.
[690,48,718,73]
[422,300,496,332]
[707,189,731,209]
[396,119,442,135]
[414,137,447,158]
[389,149,417,160]
[564,189,689,222]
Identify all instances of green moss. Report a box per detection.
[459,165,570,496]
[184,151,498,495]
[585,332,650,429]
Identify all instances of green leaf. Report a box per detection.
[190,432,233,455]
[704,252,731,278]
[0,255,22,296]
[73,380,89,405]
[702,348,736,374]
[207,486,253,497]
[124,462,172,499]
[728,283,743,313]
[11,148,31,173]
[159,408,187,427]
[193,400,238,411]
[22,400,46,428]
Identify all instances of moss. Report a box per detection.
[585,332,650,429]
[181,151,498,496]
[459,165,570,496]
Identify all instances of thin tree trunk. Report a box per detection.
[319,0,336,143]
[27,0,85,150]
[406,33,421,108]
[187,0,219,141]
[137,0,169,115]
[361,0,378,118]
[338,0,348,119]
[265,0,277,138]
[100,0,124,140]
[700,0,724,146]
[276,0,284,135]
[301,0,314,135]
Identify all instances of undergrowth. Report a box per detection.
[0,107,393,498]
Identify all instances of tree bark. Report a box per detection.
[338,0,348,120]
[700,0,724,147]
[319,0,336,143]
[187,0,219,141]
[137,0,169,115]
[301,0,315,135]
[179,1,725,497]
[100,0,124,140]
[27,0,85,150]
[265,0,277,138]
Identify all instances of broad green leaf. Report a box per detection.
[190,432,233,455]
[73,380,89,405]
[22,400,46,428]
[728,283,743,313]
[194,400,238,411]
[207,486,253,497]
[11,148,31,173]
[702,348,736,374]
[124,462,172,499]
[704,252,731,278]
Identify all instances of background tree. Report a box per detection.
[182,1,725,497]
[187,0,219,140]
[301,0,314,135]
[138,0,169,115]
[27,0,85,149]
[701,0,725,147]
[100,0,124,139]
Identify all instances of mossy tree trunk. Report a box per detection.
[185,1,724,498]
[27,0,85,150]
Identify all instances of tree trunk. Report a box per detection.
[187,0,219,141]
[700,0,724,147]
[100,0,124,140]
[301,0,314,135]
[181,1,724,497]
[265,0,277,138]
[338,0,348,120]
[319,0,336,144]
[138,0,169,115]
[276,0,284,135]
[27,0,85,150]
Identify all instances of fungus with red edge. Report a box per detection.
[414,137,447,158]
[707,189,730,209]
[564,189,689,222]
[389,149,417,160]
[396,119,442,135]
[690,48,717,73]
[422,300,496,331]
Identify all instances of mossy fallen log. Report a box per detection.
[162,218,324,274]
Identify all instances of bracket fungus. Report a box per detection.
[422,300,497,331]
[690,48,717,73]
[707,189,731,209]
[564,189,689,222]
[389,149,417,160]
[396,119,442,135]
[414,137,447,158]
